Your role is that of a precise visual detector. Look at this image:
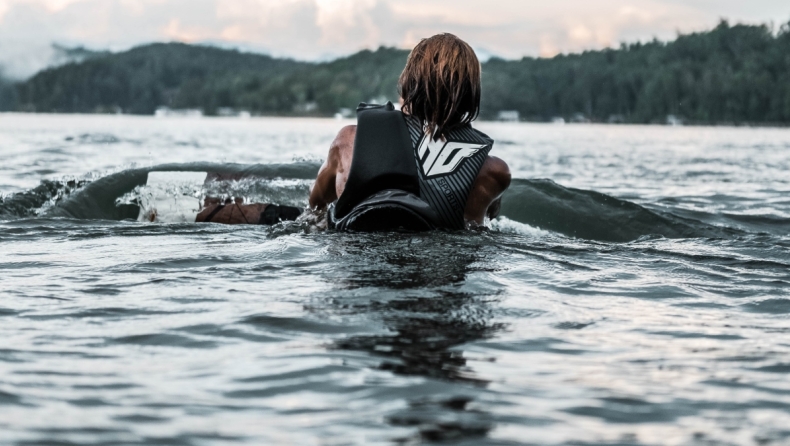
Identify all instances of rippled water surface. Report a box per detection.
[1,114,790,445]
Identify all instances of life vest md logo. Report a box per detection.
[417,136,487,178]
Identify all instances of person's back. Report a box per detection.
[309,33,510,228]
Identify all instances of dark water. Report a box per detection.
[1,114,790,445]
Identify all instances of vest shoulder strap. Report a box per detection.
[334,102,419,219]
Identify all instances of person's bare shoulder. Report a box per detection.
[309,125,357,209]
[332,125,356,156]
[481,156,511,193]
[464,155,511,224]
[331,125,356,196]
[322,125,355,166]
[336,125,357,139]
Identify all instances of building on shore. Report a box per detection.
[154,107,203,118]
[497,110,520,122]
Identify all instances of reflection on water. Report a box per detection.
[315,233,505,442]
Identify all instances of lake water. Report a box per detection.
[1,113,789,445]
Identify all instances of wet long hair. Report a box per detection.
[398,33,481,140]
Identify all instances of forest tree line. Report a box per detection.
[2,20,790,125]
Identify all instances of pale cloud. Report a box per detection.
[163,19,205,43]
[377,0,709,58]
[314,0,378,46]
[0,0,88,16]
[0,0,787,78]
[40,0,88,12]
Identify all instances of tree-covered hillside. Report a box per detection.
[0,76,17,112]
[11,20,790,124]
[15,43,306,114]
[169,46,409,116]
[483,21,790,124]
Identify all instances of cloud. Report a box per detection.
[0,0,787,79]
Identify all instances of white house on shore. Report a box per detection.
[497,110,520,122]
[154,107,203,118]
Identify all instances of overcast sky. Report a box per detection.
[0,0,788,79]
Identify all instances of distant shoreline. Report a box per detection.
[4,20,789,127]
[2,111,788,130]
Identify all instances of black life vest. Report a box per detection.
[328,102,492,231]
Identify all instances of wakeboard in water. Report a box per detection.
[138,171,207,223]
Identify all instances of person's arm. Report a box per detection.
[463,156,511,226]
[196,201,268,224]
[309,126,355,210]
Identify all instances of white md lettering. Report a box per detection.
[417,136,486,178]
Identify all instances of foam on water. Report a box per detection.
[1,115,789,445]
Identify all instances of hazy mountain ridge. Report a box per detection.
[7,20,790,125]
[0,77,15,112]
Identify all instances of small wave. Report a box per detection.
[742,298,790,314]
[500,179,736,242]
[489,217,550,237]
[0,389,26,406]
[1,162,749,242]
[64,133,122,145]
[652,205,790,235]
[720,212,790,232]
[111,333,218,349]
[45,162,321,221]
[0,179,88,219]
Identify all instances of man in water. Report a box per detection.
[200,33,509,228]
[309,33,510,228]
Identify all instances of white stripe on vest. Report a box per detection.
[417,134,487,178]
